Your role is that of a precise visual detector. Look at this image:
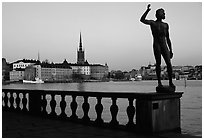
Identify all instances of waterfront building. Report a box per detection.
[10,59,40,81]
[9,69,24,81]
[90,64,108,80]
[70,65,91,80]
[24,66,36,81]
[24,64,42,81]
[12,59,38,70]
[71,64,91,75]
[172,66,183,72]
[2,58,10,81]
[182,66,194,72]
[34,64,42,80]
[40,62,72,82]
[138,63,203,80]
[23,59,72,82]
[139,64,157,80]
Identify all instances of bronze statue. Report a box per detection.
[140,4,175,91]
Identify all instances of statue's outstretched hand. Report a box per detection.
[147,4,151,11]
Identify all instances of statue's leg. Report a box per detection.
[153,45,162,86]
[161,47,175,87]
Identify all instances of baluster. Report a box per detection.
[9,92,15,111]
[41,94,48,116]
[15,92,21,111]
[110,97,119,126]
[95,96,104,124]
[60,94,67,119]
[3,92,8,111]
[13,92,17,109]
[70,95,78,120]
[50,94,57,117]
[22,92,28,112]
[126,98,136,128]
[82,95,90,122]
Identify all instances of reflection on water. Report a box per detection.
[77,83,85,91]
[2,80,202,136]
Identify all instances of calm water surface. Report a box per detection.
[3,80,202,137]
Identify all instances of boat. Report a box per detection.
[23,77,44,84]
[129,74,142,81]
[135,74,142,81]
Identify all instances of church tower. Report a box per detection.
[77,32,85,64]
[37,51,40,61]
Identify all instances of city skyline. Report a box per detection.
[2,2,202,71]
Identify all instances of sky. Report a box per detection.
[2,2,202,71]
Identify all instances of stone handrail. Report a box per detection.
[2,88,183,133]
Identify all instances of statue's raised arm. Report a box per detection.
[140,4,153,25]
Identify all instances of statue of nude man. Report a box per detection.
[140,4,175,88]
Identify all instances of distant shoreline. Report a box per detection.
[3,79,202,85]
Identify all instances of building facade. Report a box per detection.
[9,59,40,81]
[13,61,34,70]
[90,64,109,80]
[24,66,36,81]
[23,61,72,82]
[10,69,25,81]
[41,63,72,82]
[70,64,91,75]
[2,58,10,81]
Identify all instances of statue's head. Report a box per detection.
[156,8,165,20]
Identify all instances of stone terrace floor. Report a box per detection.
[2,111,200,138]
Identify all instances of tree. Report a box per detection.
[114,70,124,79]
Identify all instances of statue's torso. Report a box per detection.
[150,21,168,46]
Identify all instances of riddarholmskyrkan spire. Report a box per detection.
[77,32,85,64]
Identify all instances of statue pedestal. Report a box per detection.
[136,91,183,133]
[156,85,176,93]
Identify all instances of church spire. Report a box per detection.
[79,32,82,51]
[37,51,40,61]
[77,32,85,64]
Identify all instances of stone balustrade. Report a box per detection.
[2,88,183,133]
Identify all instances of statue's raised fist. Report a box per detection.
[147,4,151,11]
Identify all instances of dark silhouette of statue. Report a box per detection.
[140,4,175,92]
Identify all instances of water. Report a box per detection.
[2,80,202,137]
